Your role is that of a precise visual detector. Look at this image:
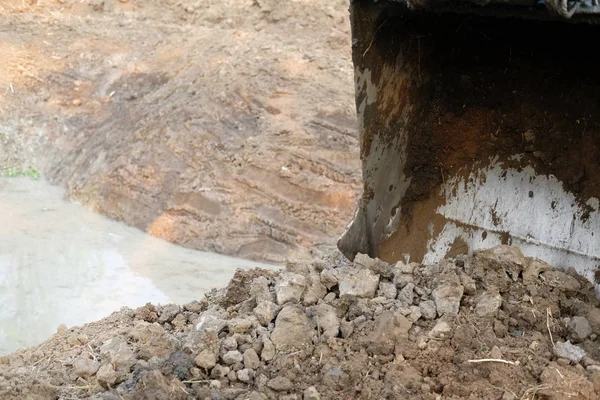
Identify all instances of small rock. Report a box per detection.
[474,290,503,317]
[184,300,206,313]
[567,316,592,342]
[541,270,581,291]
[190,367,201,378]
[419,300,437,320]
[222,350,243,365]
[254,301,280,326]
[172,314,187,331]
[523,259,551,284]
[229,317,254,334]
[309,303,340,340]
[227,370,237,382]
[303,386,321,400]
[394,261,417,274]
[223,337,238,351]
[210,364,230,379]
[260,337,276,361]
[250,276,274,303]
[267,376,293,391]
[158,304,180,323]
[365,311,412,355]
[348,298,372,319]
[237,368,251,382]
[303,273,328,305]
[553,340,585,363]
[340,319,354,339]
[234,333,252,346]
[196,310,228,334]
[378,282,397,300]
[67,334,81,347]
[256,373,269,391]
[494,319,508,338]
[275,272,307,305]
[585,307,600,335]
[271,305,314,350]
[458,272,477,295]
[194,350,217,370]
[556,357,571,366]
[414,286,429,297]
[339,269,380,299]
[408,306,422,322]
[353,253,380,270]
[581,356,599,367]
[129,321,174,360]
[243,348,260,370]
[239,298,257,316]
[501,391,516,400]
[323,292,337,303]
[432,272,464,316]
[393,273,414,288]
[357,255,395,278]
[99,337,136,371]
[429,317,452,339]
[96,363,120,387]
[529,341,539,351]
[478,245,526,281]
[73,357,100,378]
[320,268,338,289]
[490,346,503,359]
[397,282,415,305]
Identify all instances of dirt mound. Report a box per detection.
[0,0,359,263]
[2,245,600,399]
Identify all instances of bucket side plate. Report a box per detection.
[339,3,600,291]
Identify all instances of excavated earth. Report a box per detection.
[5,2,600,400]
[2,245,600,399]
[0,0,360,263]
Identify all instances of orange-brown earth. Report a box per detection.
[0,0,360,263]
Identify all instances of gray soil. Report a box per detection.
[2,246,600,399]
[0,0,360,263]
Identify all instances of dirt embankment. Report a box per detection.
[2,245,600,399]
[0,0,360,263]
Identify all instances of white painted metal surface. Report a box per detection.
[424,158,600,294]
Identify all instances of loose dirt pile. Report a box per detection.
[2,245,600,399]
[0,0,360,263]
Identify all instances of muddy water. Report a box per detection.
[0,177,278,355]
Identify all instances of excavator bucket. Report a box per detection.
[338,0,600,292]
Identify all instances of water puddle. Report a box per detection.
[0,177,278,355]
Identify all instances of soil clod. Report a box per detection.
[1,245,599,399]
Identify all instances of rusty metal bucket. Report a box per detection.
[339,0,600,293]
